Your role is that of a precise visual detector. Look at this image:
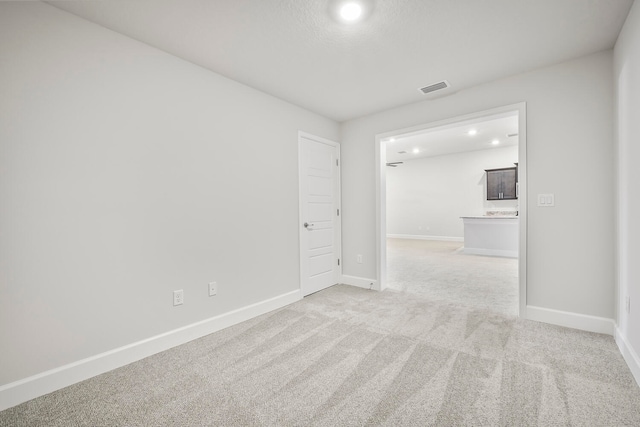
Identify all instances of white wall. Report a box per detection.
[387,146,518,239]
[341,51,615,321]
[614,0,640,383]
[0,1,338,393]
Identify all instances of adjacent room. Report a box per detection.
[2,0,640,424]
[385,111,520,315]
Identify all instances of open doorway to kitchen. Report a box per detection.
[375,103,527,317]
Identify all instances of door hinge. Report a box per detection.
[337,208,340,216]
[337,258,340,266]
[336,159,339,166]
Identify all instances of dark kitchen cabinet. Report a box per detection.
[485,166,517,200]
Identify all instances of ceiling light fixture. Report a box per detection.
[491,139,500,145]
[412,148,420,154]
[331,0,372,24]
[340,2,362,21]
[468,129,477,136]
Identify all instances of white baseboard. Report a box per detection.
[462,248,518,258]
[0,289,302,411]
[387,234,464,242]
[615,327,640,388]
[525,305,614,335]
[341,275,377,291]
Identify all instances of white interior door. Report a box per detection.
[299,132,341,296]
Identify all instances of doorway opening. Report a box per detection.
[375,103,527,316]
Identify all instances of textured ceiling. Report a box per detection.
[47,0,634,122]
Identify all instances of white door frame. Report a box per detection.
[375,102,527,317]
[298,131,342,295]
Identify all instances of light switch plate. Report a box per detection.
[537,193,555,207]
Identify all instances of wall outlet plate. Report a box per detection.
[173,289,184,306]
[208,282,217,297]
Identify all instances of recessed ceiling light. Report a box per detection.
[491,139,500,145]
[340,2,362,21]
[412,148,420,154]
[468,129,477,136]
[389,138,395,142]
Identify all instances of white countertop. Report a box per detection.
[461,216,518,219]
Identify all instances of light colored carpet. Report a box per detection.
[386,238,519,316]
[2,285,639,426]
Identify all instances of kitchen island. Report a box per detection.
[460,216,518,258]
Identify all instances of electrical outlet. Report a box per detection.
[173,289,184,306]
[626,296,631,314]
[208,282,217,297]
[356,254,363,264]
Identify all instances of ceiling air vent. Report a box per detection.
[418,80,450,95]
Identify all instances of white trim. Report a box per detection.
[0,289,301,411]
[375,131,387,291]
[526,305,614,335]
[387,234,464,242]
[462,248,518,258]
[615,327,640,387]
[517,104,528,318]
[341,275,378,291]
[375,102,527,316]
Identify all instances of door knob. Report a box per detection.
[304,222,315,228]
